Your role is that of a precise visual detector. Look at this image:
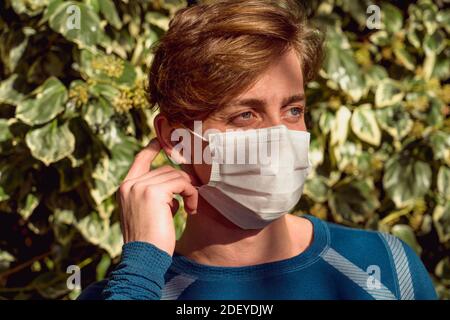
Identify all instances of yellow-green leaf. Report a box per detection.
[375,79,404,108]
[16,77,67,125]
[351,104,381,146]
[330,106,352,146]
[25,120,75,165]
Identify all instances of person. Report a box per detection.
[78,0,437,300]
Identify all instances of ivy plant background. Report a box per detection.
[0,0,448,299]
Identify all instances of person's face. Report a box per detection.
[156,47,306,185]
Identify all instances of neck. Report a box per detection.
[174,195,313,267]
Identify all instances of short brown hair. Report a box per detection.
[147,0,324,124]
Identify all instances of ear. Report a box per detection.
[153,114,189,164]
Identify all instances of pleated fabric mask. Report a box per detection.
[188,125,311,229]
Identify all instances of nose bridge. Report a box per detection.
[264,108,283,127]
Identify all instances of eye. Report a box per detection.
[240,111,253,119]
[229,110,257,126]
[283,106,304,120]
[291,107,303,116]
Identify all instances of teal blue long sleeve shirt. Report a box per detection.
[78,215,437,300]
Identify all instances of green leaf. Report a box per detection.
[435,257,450,284]
[422,4,439,35]
[0,74,28,105]
[309,137,325,168]
[97,198,115,221]
[436,9,450,28]
[433,201,450,243]
[49,1,103,48]
[82,97,115,130]
[101,222,123,258]
[318,110,335,135]
[0,250,15,272]
[0,155,32,202]
[423,51,436,80]
[89,137,139,204]
[42,0,64,21]
[375,79,404,108]
[423,30,446,56]
[0,186,9,202]
[89,82,121,103]
[391,224,422,256]
[18,193,40,220]
[0,27,34,72]
[174,207,187,241]
[88,156,118,205]
[329,179,380,224]
[376,104,413,140]
[406,23,421,49]
[330,106,352,146]
[96,253,111,281]
[76,211,108,245]
[425,97,444,127]
[53,222,77,246]
[369,31,390,46]
[365,65,388,89]
[437,166,450,201]
[85,0,100,12]
[0,119,12,142]
[351,104,381,146]
[11,0,48,16]
[54,209,76,227]
[25,120,75,166]
[432,56,450,80]
[304,175,329,203]
[76,213,123,258]
[145,12,170,31]
[393,46,415,71]
[383,155,432,208]
[429,131,450,165]
[83,97,136,151]
[16,77,67,125]
[332,140,361,173]
[324,28,366,102]
[98,0,122,29]
[381,3,403,33]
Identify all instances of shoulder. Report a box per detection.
[321,219,437,300]
[77,280,108,300]
[325,219,387,253]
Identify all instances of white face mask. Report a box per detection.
[188,125,311,230]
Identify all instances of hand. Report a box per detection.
[117,138,198,255]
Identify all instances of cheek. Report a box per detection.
[300,118,307,130]
[286,118,307,131]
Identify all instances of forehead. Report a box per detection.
[233,48,304,101]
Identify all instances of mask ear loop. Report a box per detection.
[166,124,207,166]
[181,124,209,142]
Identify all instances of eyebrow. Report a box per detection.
[227,93,305,109]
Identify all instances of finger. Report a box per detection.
[126,165,174,184]
[159,177,198,215]
[125,138,161,180]
[125,167,191,187]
